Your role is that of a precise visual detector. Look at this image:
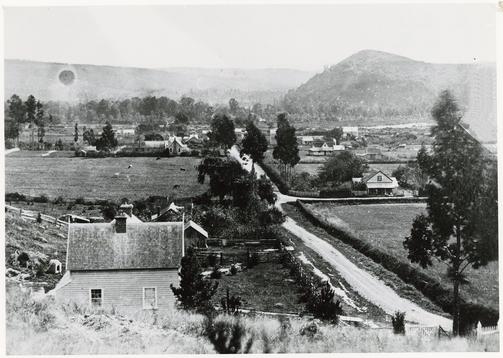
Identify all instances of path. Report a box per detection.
[229,145,451,329]
[42,150,57,157]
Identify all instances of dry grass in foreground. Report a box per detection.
[5,286,498,354]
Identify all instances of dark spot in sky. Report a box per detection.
[59,70,75,86]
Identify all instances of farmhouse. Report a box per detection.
[352,170,399,196]
[50,204,184,314]
[308,142,345,156]
[143,137,189,155]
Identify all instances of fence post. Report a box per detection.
[476,321,482,337]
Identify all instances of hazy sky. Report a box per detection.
[4,3,497,71]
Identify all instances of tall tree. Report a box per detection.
[25,95,37,149]
[6,94,25,142]
[273,113,300,182]
[403,91,498,336]
[229,98,239,115]
[210,114,236,150]
[241,121,268,164]
[318,151,368,186]
[96,122,118,151]
[74,122,79,143]
[197,157,246,201]
[170,248,218,312]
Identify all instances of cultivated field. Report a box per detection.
[306,202,499,310]
[5,151,208,201]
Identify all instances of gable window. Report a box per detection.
[377,175,382,182]
[143,287,158,309]
[90,289,103,307]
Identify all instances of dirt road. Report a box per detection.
[230,145,451,328]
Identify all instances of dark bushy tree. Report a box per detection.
[403,91,498,336]
[170,248,218,312]
[211,114,236,149]
[198,157,247,201]
[306,282,343,323]
[318,151,368,186]
[96,122,118,151]
[241,121,268,164]
[273,113,300,182]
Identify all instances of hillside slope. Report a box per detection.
[284,50,496,142]
[4,59,313,105]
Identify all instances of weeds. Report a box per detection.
[392,311,406,335]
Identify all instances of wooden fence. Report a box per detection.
[6,205,68,230]
[476,321,499,337]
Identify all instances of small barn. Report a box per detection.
[184,220,208,252]
[352,170,399,196]
[50,206,184,314]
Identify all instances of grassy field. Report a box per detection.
[5,151,208,201]
[306,202,499,310]
[6,285,498,354]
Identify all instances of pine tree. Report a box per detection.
[404,90,498,336]
[273,113,300,182]
[170,248,218,312]
[241,121,268,164]
[96,122,118,151]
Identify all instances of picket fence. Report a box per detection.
[476,321,499,338]
[6,205,69,230]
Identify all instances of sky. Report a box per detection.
[3,3,498,71]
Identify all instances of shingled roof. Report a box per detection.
[67,221,183,271]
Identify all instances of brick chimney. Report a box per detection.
[120,203,134,217]
[115,214,127,233]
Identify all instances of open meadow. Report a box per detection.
[5,151,208,201]
[306,202,499,310]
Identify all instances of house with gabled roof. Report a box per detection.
[184,220,208,251]
[352,170,399,196]
[49,204,184,314]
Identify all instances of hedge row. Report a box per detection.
[295,200,498,333]
[258,161,291,195]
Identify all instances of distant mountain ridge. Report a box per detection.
[284,50,496,142]
[4,59,314,105]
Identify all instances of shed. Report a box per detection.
[184,220,208,251]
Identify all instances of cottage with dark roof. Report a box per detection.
[49,204,184,314]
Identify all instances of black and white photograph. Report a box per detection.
[1,1,500,354]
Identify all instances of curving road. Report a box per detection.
[229,145,451,328]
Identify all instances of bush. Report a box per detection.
[221,288,242,315]
[230,265,238,276]
[247,251,260,268]
[191,149,200,157]
[6,192,26,202]
[211,265,222,279]
[75,197,86,205]
[392,311,406,335]
[208,253,218,267]
[204,316,253,354]
[259,161,290,194]
[52,196,65,205]
[33,194,49,203]
[306,282,343,323]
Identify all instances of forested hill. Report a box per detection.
[283,50,496,142]
[4,59,313,105]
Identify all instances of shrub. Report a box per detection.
[5,192,26,202]
[392,311,406,335]
[75,197,86,205]
[230,264,238,276]
[52,196,65,205]
[204,316,254,354]
[33,194,49,203]
[259,160,290,194]
[208,253,218,267]
[247,251,260,268]
[211,265,222,279]
[306,282,343,323]
[221,288,242,315]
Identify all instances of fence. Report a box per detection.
[476,321,499,337]
[6,205,69,230]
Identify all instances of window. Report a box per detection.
[143,287,157,309]
[90,289,102,307]
[377,175,382,182]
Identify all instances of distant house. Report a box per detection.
[143,137,189,155]
[342,126,359,138]
[184,220,208,252]
[151,202,184,222]
[298,136,315,145]
[352,170,399,196]
[50,204,184,314]
[308,142,345,156]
